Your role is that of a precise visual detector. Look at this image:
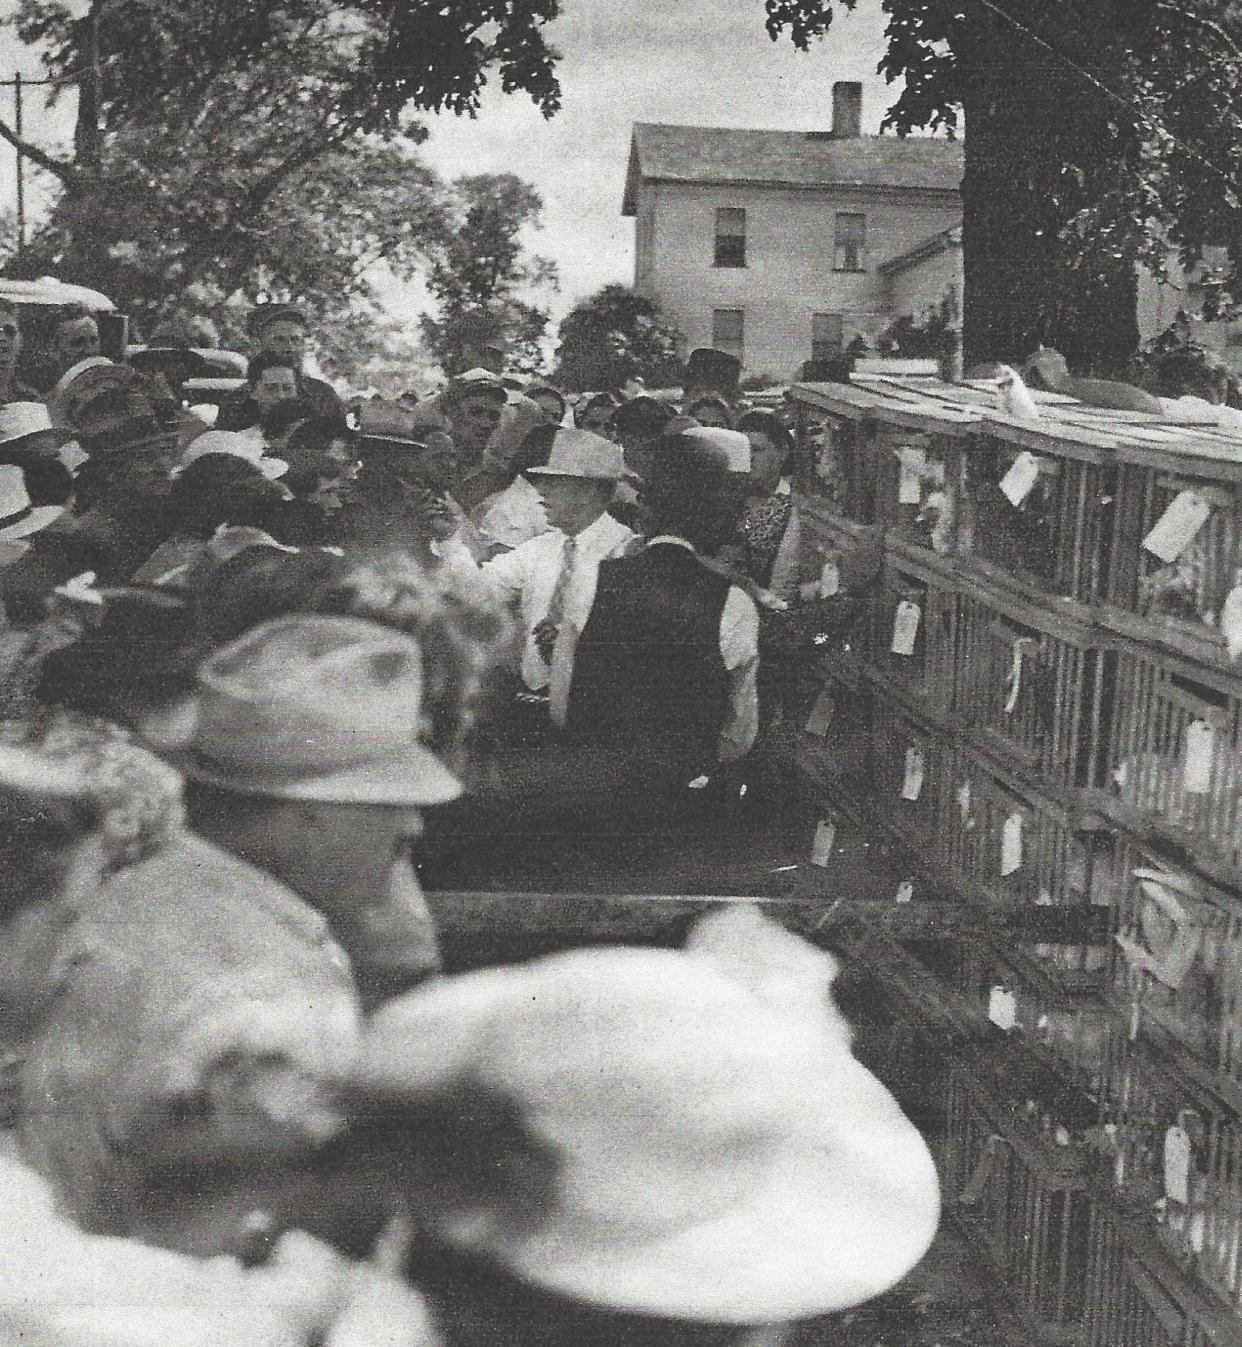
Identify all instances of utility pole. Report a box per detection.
[13,71,24,251]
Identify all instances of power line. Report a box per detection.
[973,0,1242,208]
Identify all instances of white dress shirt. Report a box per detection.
[482,510,636,691]
[473,474,551,552]
[556,534,760,762]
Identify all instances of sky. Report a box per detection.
[0,0,901,327]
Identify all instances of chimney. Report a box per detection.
[832,81,863,138]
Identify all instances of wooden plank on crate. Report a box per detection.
[788,380,880,420]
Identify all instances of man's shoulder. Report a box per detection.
[303,376,344,409]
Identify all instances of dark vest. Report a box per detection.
[567,543,731,771]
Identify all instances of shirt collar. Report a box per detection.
[646,534,697,553]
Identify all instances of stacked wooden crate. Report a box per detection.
[788,374,1242,1346]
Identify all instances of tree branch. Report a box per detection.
[0,116,77,186]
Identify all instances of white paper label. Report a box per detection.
[1001,812,1024,876]
[901,746,925,801]
[988,986,1017,1031]
[1164,1125,1192,1204]
[818,557,841,599]
[897,447,925,505]
[1183,719,1215,795]
[1003,637,1035,716]
[895,879,914,904]
[999,451,1041,507]
[804,688,836,737]
[956,780,972,822]
[811,819,836,868]
[1143,491,1212,563]
[891,600,921,656]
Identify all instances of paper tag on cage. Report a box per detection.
[1183,719,1215,795]
[1143,491,1212,563]
[988,986,1017,1031]
[999,452,1041,507]
[1003,637,1036,716]
[897,447,926,505]
[901,747,926,801]
[811,819,836,868]
[1001,812,1024,876]
[1164,1125,1192,1204]
[891,600,921,656]
[956,780,972,822]
[895,879,914,904]
[818,556,841,599]
[804,688,836,737]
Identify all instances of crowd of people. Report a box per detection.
[0,296,938,1344]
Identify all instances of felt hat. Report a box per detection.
[146,615,461,807]
[0,463,64,539]
[353,923,939,1324]
[681,425,752,474]
[685,347,742,397]
[526,428,624,482]
[611,395,674,438]
[442,370,508,407]
[172,430,288,481]
[247,302,307,337]
[354,399,425,453]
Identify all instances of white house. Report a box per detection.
[621,83,965,380]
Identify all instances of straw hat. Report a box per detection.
[526,428,623,482]
[0,464,64,539]
[353,930,940,1323]
[681,425,752,474]
[146,615,461,807]
[172,430,288,481]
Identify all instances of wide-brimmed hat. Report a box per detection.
[0,402,69,451]
[352,919,939,1324]
[247,302,307,337]
[685,347,742,397]
[0,464,64,540]
[526,428,624,482]
[172,430,288,481]
[681,425,752,474]
[442,370,508,407]
[146,615,461,806]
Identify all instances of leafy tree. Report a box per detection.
[764,0,1242,368]
[552,284,684,392]
[1,0,563,366]
[419,173,558,375]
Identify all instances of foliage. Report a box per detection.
[876,288,958,357]
[763,0,1242,363]
[551,284,684,392]
[419,173,558,376]
[2,0,564,376]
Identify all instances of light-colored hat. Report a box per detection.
[681,425,752,474]
[0,464,64,539]
[443,370,508,406]
[526,428,624,482]
[0,402,57,447]
[147,615,461,806]
[172,430,287,481]
[354,922,939,1323]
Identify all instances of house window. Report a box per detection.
[714,208,747,268]
[712,308,744,362]
[833,213,867,272]
[812,313,845,362]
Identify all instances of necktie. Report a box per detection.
[535,534,577,665]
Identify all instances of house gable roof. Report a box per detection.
[622,122,963,215]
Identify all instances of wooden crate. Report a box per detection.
[789,380,884,523]
[1111,838,1242,1091]
[794,495,883,603]
[868,548,959,717]
[1084,1204,1242,1347]
[942,1063,1092,1331]
[865,683,949,855]
[953,572,1116,790]
[963,411,1123,605]
[1108,642,1242,877]
[1106,421,1242,670]
[1097,1024,1242,1314]
[938,743,1115,917]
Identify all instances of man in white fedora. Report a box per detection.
[481,427,635,733]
